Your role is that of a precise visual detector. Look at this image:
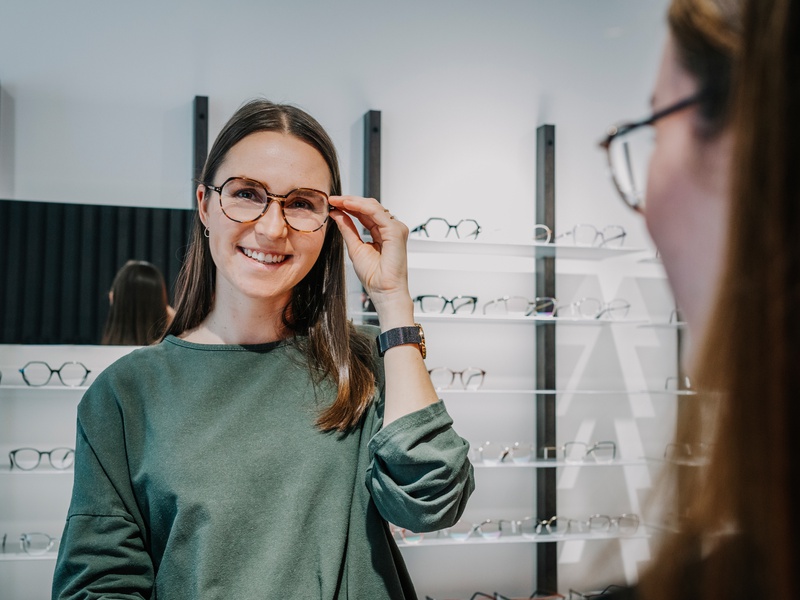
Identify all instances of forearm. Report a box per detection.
[374,294,439,427]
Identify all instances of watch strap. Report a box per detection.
[376,324,426,359]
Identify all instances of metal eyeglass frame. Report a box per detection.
[427,367,486,390]
[483,295,557,317]
[18,361,91,387]
[553,297,630,320]
[2,532,59,556]
[542,441,617,463]
[554,224,626,248]
[205,176,331,233]
[410,217,482,240]
[598,92,704,212]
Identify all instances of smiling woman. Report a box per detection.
[51,98,475,600]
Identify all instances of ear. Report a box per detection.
[197,184,210,229]
[108,291,114,305]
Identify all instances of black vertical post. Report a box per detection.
[363,110,381,203]
[535,124,557,592]
[362,110,382,323]
[193,96,209,206]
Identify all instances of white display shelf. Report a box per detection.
[435,388,697,397]
[351,312,648,326]
[638,321,687,329]
[472,459,646,469]
[396,530,651,548]
[0,552,57,562]
[643,456,709,467]
[0,385,87,392]
[408,237,646,260]
[0,466,74,475]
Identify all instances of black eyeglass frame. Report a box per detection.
[413,294,479,314]
[9,447,75,471]
[205,176,331,233]
[599,93,704,212]
[18,361,91,387]
[410,217,482,240]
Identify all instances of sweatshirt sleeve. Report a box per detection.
[51,376,154,600]
[365,400,475,533]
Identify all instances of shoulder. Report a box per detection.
[80,339,177,407]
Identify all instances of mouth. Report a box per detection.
[240,247,290,265]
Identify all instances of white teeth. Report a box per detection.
[242,248,287,264]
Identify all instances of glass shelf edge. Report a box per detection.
[435,388,697,396]
[395,531,651,548]
[473,459,647,469]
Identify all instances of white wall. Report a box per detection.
[0,1,677,598]
[0,0,667,244]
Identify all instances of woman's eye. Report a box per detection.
[236,189,261,202]
[287,198,313,210]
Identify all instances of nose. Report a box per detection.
[254,199,287,239]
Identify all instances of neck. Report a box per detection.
[183,293,293,346]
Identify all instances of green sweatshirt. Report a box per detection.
[51,330,474,599]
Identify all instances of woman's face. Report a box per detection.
[645,34,734,345]
[198,131,331,312]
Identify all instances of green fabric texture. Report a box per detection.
[51,329,474,599]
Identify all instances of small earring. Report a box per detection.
[204,227,210,238]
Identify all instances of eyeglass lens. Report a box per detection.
[218,178,329,231]
[607,125,656,210]
[19,362,90,387]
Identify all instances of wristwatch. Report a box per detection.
[376,323,427,359]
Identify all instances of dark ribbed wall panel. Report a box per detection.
[0,199,195,345]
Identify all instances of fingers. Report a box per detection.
[329,196,408,240]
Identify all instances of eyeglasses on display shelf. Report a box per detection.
[428,367,486,391]
[413,295,479,314]
[410,217,482,240]
[483,296,557,317]
[664,375,692,391]
[599,92,703,212]
[18,361,91,387]
[472,441,532,465]
[506,515,569,539]
[566,514,640,536]
[569,584,629,599]
[532,224,553,243]
[205,176,330,233]
[435,519,502,542]
[1,532,59,556]
[554,224,626,248]
[553,297,631,320]
[541,441,617,464]
[9,447,75,471]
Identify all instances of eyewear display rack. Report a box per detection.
[0,345,136,600]
[359,113,681,597]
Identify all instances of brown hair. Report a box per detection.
[164,99,375,432]
[102,260,170,346]
[639,0,799,598]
